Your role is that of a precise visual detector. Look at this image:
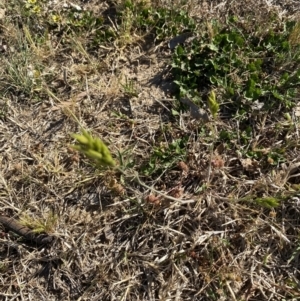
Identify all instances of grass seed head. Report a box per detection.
[207,89,219,119]
[71,130,115,167]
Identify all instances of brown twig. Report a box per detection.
[0,215,54,245]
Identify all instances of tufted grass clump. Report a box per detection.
[20,212,58,234]
[71,130,115,167]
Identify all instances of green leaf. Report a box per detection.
[175,44,184,56]
[272,90,284,101]
[171,109,180,116]
[207,43,218,51]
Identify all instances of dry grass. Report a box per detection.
[1,0,300,300]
